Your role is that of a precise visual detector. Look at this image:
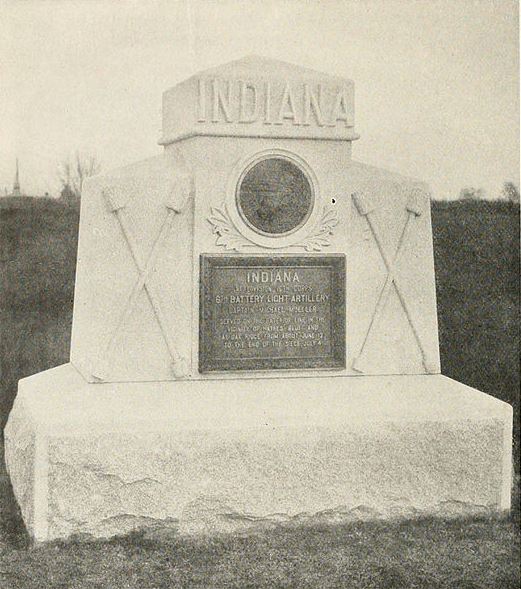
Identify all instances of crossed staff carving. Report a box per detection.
[93,179,192,381]
[352,190,437,374]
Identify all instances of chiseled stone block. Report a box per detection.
[5,364,512,541]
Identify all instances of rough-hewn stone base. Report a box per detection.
[4,364,512,541]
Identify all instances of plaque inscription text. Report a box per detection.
[199,255,345,372]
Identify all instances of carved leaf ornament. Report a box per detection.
[207,203,338,252]
[208,206,256,251]
[297,206,338,252]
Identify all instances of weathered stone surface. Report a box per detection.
[5,364,512,541]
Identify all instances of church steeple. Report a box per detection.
[12,159,21,196]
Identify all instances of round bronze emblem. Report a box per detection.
[236,157,314,236]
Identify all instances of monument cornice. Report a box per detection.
[159,129,360,146]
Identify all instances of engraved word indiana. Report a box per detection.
[197,78,352,128]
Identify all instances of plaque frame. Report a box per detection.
[199,254,346,373]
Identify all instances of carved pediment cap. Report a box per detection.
[160,55,357,145]
[170,55,353,88]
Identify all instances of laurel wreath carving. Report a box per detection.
[292,206,339,251]
[207,204,339,252]
[207,206,256,251]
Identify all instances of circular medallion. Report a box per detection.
[236,157,314,236]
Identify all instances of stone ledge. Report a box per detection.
[15,363,512,433]
[5,363,513,541]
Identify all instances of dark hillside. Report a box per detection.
[432,200,520,460]
[0,199,79,427]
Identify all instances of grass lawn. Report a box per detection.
[0,516,519,589]
[0,197,519,588]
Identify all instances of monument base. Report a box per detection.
[5,364,512,542]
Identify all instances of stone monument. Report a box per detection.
[5,56,513,541]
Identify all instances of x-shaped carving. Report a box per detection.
[352,190,437,373]
[93,180,191,381]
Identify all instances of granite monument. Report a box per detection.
[5,56,513,541]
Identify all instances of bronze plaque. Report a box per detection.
[199,255,346,372]
[237,157,314,236]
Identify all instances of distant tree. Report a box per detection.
[499,181,520,204]
[59,183,77,205]
[458,187,486,201]
[58,152,101,200]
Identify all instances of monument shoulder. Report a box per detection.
[81,154,192,210]
[349,159,432,199]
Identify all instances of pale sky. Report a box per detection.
[1,0,519,199]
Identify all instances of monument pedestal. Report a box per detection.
[5,363,512,542]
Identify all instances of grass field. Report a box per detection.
[0,197,519,588]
